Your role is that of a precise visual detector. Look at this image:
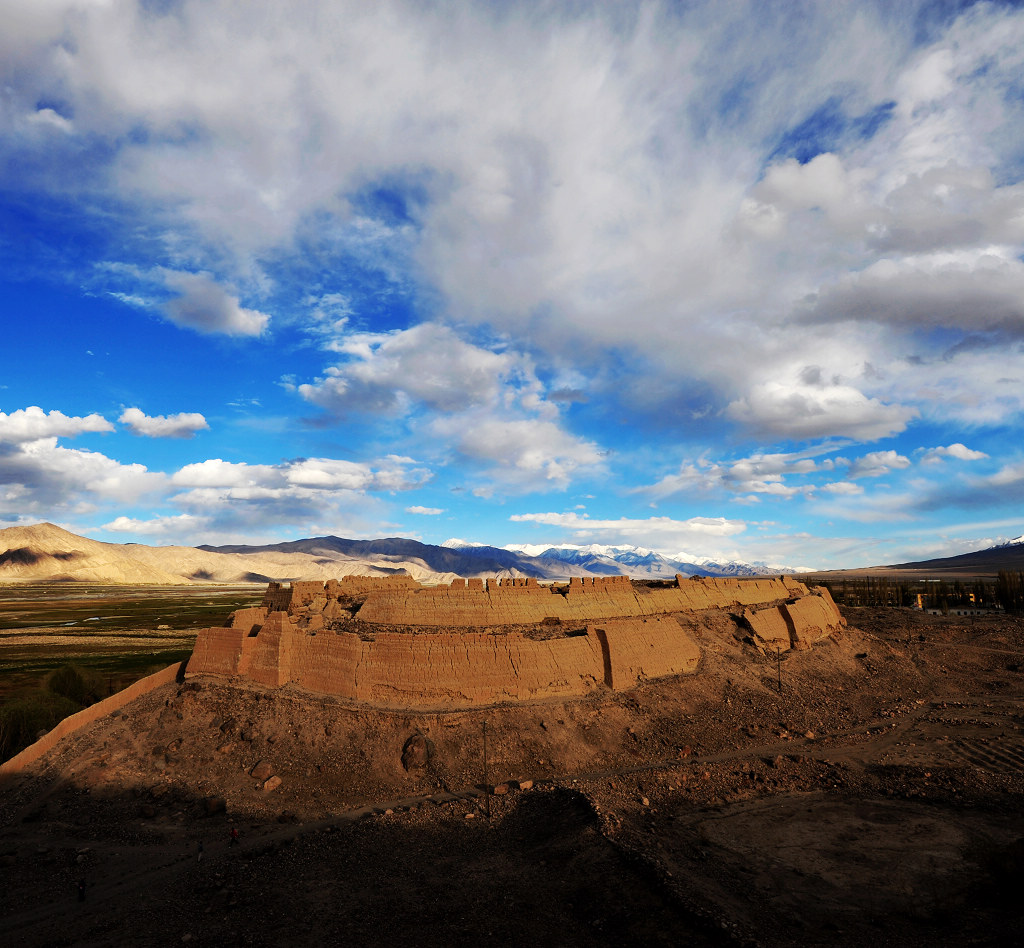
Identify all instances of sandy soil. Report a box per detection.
[1,606,1022,947]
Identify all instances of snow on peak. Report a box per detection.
[994,534,1024,549]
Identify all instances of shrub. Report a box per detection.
[0,691,81,762]
[44,664,106,706]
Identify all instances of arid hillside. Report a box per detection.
[2,604,1022,946]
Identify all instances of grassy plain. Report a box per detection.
[0,584,262,701]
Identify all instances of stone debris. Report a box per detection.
[250,761,274,781]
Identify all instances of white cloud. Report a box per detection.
[172,459,277,489]
[919,443,989,464]
[644,448,829,500]
[509,511,747,557]
[727,380,916,441]
[0,407,113,443]
[406,505,444,515]
[102,514,204,536]
[171,454,430,496]
[0,437,164,514]
[437,414,603,493]
[846,450,911,479]
[299,321,604,492]
[804,249,1024,334]
[300,322,534,416]
[160,271,269,336]
[27,107,73,133]
[119,407,209,439]
[821,481,863,495]
[4,0,1024,538]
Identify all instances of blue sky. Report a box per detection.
[2,0,1024,569]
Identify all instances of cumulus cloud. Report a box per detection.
[846,450,911,479]
[299,323,533,417]
[5,2,1024,557]
[727,380,916,441]
[644,448,828,500]
[803,250,1024,335]
[160,271,269,336]
[172,455,428,493]
[119,407,209,439]
[434,414,603,493]
[0,407,113,443]
[299,322,604,492]
[406,505,444,515]
[821,481,863,495]
[0,438,164,515]
[102,514,204,536]
[10,0,1024,437]
[919,443,989,464]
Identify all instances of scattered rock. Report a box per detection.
[263,775,282,793]
[250,761,274,781]
[401,733,433,772]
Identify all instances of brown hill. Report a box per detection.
[0,523,478,585]
[0,523,187,584]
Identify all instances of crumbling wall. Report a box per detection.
[593,616,700,688]
[783,588,845,649]
[186,575,843,710]
[743,606,793,652]
[351,574,802,626]
[0,662,182,776]
[187,627,246,676]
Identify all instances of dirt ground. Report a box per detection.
[1,605,1022,947]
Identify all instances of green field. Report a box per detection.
[0,584,262,760]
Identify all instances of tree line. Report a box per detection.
[804,574,1024,614]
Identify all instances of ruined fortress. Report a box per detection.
[186,574,844,709]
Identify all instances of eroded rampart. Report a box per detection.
[186,574,844,709]
[0,662,183,776]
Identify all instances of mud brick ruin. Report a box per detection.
[186,574,844,709]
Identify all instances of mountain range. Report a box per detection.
[0,523,785,585]
[1,523,1022,585]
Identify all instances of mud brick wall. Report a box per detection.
[783,588,845,649]
[593,616,701,688]
[186,576,844,710]
[0,663,183,776]
[187,627,246,676]
[239,612,292,687]
[352,575,803,626]
[743,606,793,651]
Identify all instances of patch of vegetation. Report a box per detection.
[0,673,87,762]
[44,663,107,706]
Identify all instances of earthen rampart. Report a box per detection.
[0,662,183,776]
[185,575,844,709]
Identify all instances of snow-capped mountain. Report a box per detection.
[495,542,793,579]
[994,535,1024,548]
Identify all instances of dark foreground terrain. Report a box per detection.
[2,606,1023,947]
